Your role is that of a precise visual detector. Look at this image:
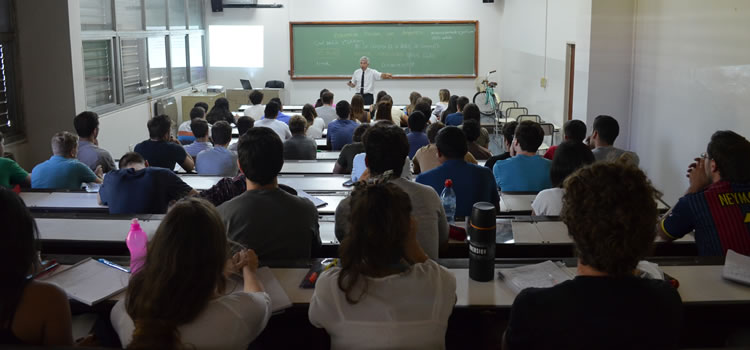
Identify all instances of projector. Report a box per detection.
[207,85,224,93]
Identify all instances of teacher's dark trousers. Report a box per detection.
[358,93,374,105]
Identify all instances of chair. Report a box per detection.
[516,115,541,123]
[539,123,555,147]
[504,107,528,121]
[265,80,285,88]
[498,101,518,117]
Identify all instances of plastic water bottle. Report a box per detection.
[441,179,457,225]
[126,219,148,275]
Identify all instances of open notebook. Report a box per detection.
[226,267,292,313]
[43,258,130,306]
[723,249,750,285]
[498,261,575,294]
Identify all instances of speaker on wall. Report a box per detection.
[211,0,223,12]
[483,0,494,2]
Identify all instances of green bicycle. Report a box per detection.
[473,70,500,117]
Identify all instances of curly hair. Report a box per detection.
[560,161,657,276]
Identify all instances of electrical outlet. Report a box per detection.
[540,77,547,88]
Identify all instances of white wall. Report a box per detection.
[499,0,592,128]
[631,0,750,204]
[205,0,504,105]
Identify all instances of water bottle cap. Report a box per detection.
[131,218,141,230]
[444,179,453,187]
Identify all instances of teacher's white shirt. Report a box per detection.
[350,68,382,95]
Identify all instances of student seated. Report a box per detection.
[327,100,358,151]
[459,103,490,148]
[404,91,421,115]
[206,97,236,125]
[485,121,518,171]
[406,111,429,159]
[183,118,213,158]
[413,122,478,175]
[177,106,207,144]
[440,95,459,124]
[350,94,370,123]
[197,121,239,177]
[254,102,291,141]
[493,121,552,192]
[349,121,411,182]
[590,115,640,165]
[111,198,271,349]
[372,100,395,124]
[310,182,456,350]
[659,130,750,256]
[0,131,30,188]
[464,119,492,160]
[430,88,450,124]
[73,111,116,173]
[0,188,73,346]
[134,114,195,172]
[444,96,469,126]
[32,132,103,190]
[99,152,196,214]
[229,116,254,152]
[335,123,449,259]
[217,127,321,260]
[544,119,586,160]
[380,94,407,126]
[283,115,317,160]
[334,123,369,175]
[269,97,291,124]
[531,141,594,216]
[243,89,265,119]
[415,97,433,119]
[416,126,499,217]
[503,162,683,350]
[303,103,325,139]
[315,91,337,126]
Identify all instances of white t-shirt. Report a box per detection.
[431,102,448,123]
[111,292,272,350]
[306,117,326,139]
[308,260,456,350]
[390,107,405,126]
[244,104,265,119]
[255,118,292,140]
[531,187,565,216]
[350,68,382,95]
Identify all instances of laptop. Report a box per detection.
[240,79,252,90]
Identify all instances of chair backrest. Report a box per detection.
[517,115,541,123]
[265,80,285,88]
[498,101,518,115]
[539,123,555,136]
[505,107,528,120]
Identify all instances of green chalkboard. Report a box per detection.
[290,21,478,79]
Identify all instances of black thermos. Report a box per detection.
[468,202,496,281]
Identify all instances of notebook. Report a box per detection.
[723,249,750,285]
[226,267,292,313]
[43,258,130,306]
[297,189,328,208]
[497,260,575,294]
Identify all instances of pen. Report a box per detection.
[97,258,131,273]
[30,261,60,279]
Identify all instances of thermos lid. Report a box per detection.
[470,202,496,229]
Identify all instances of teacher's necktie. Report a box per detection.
[360,70,365,95]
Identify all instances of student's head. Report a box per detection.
[193,102,209,112]
[550,141,595,187]
[119,152,146,169]
[73,111,100,139]
[427,122,445,144]
[407,111,428,133]
[436,126,467,160]
[148,114,172,140]
[374,101,392,121]
[415,100,431,117]
[189,106,206,120]
[502,121,518,150]
[289,115,308,135]
[126,197,229,349]
[376,90,388,103]
[439,89,451,102]
[380,94,393,104]
[211,121,232,146]
[190,118,209,139]
[237,127,283,185]
[321,91,334,105]
[264,101,280,119]
[350,94,365,119]
[363,124,408,177]
[706,130,750,183]
[563,119,587,142]
[211,97,230,112]
[408,91,421,106]
[236,116,254,136]
[0,188,39,325]
[336,100,351,120]
[462,103,480,122]
[456,96,470,111]
[51,131,79,157]
[352,123,370,143]
[249,90,263,105]
[462,119,482,143]
[338,182,412,304]
[513,121,544,153]
[319,88,329,98]
[447,95,459,110]
[561,162,657,276]
[301,103,317,125]
[592,115,619,146]
[270,97,283,110]
[359,56,370,70]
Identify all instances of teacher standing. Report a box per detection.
[347,56,393,105]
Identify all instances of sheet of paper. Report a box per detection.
[43,258,130,306]
[226,267,292,313]
[535,221,571,243]
[498,260,575,294]
[500,194,535,212]
[511,222,543,243]
[723,249,750,285]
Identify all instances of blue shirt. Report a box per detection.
[31,156,98,190]
[184,141,213,158]
[445,112,464,126]
[407,131,429,159]
[99,167,193,214]
[416,159,499,217]
[134,140,188,171]
[326,119,358,151]
[277,112,291,124]
[493,154,552,192]
[196,147,239,177]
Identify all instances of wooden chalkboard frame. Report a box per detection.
[289,21,479,80]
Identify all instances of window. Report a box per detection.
[120,38,149,101]
[80,0,113,31]
[168,0,187,30]
[170,35,188,86]
[145,0,167,30]
[188,0,204,29]
[209,25,264,68]
[189,34,205,82]
[82,40,116,109]
[115,0,143,31]
[147,36,169,93]
[0,43,19,139]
